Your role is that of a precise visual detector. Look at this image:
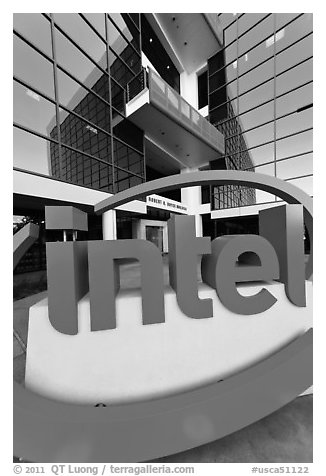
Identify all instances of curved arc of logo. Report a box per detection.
[13,171,313,462]
[14,332,312,462]
[94,171,313,280]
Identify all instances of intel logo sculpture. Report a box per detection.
[45,204,307,335]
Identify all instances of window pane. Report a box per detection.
[253,163,276,204]
[238,15,273,57]
[57,70,111,133]
[13,127,55,175]
[240,102,274,130]
[275,14,312,54]
[111,80,126,114]
[244,123,274,149]
[108,21,140,76]
[286,176,312,196]
[14,80,57,137]
[13,35,55,98]
[53,13,106,66]
[108,13,141,51]
[276,109,312,140]
[114,167,143,192]
[249,142,274,167]
[108,18,129,55]
[276,34,312,75]
[275,13,300,30]
[238,13,267,37]
[13,13,52,57]
[239,80,273,114]
[59,145,113,193]
[224,20,237,50]
[219,13,236,32]
[276,129,312,161]
[113,139,144,178]
[109,50,135,88]
[276,82,312,117]
[239,57,273,95]
[83,13,106,38]
[113,120,143,152]
[276,58,312,97]
[128,14,140,28]
[54,28,106,87]
[239,18,274,74]
[58,108,112,162]
[277,153,313,181]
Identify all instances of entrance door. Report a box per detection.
[145,226,163,252]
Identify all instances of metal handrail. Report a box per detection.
[125,66,224,153]
[147,68,224,153]
[126,67,148,102]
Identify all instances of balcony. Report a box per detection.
[125,68,225,170]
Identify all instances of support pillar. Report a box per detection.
[180,168,203,237]
[102,210,117,240]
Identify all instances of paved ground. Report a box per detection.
[13,260,312,463]
[151,395,312,463]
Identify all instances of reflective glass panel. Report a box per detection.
[14,80,57,137]
[13,35,55,98]
[58,108,112,162]
[13,127,55,175]
[57,70,111,133]
[13,13,52,57]
[54,13,106,66]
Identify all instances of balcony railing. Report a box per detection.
[149,69,224,152]
[126,67,224,154]
[126,68,148,102]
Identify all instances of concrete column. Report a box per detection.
[180,71,199,108]
[180,168,203,237]
[102,210,117,240]
[179,72,206,238]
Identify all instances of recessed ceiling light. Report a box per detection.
[149,38,153,43]
[184,42,188,45]
[167,65,170,69]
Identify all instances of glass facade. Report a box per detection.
[13,13,145,193]
[209,13,313,208]
[13,13,313,206]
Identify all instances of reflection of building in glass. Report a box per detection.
[212,13,313,203]
[49,68,144,193]
[211,98,256,209]
[205,49,256,210]
[47,13,145,194]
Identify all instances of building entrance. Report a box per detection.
[145,225,164,252]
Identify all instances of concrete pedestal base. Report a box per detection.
[25,282,312,405]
